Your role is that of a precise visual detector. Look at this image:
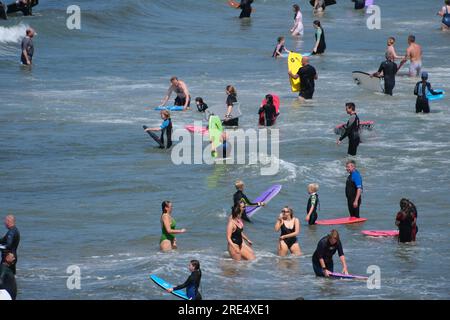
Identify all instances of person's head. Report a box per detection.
[170,76,179,86]
[408,35,415,44]
[293,4,300,13]
[26,28,35,38]
[265,94,273,105]
[307,183,319,194]
[189,259,200,272]
[235,180,244,191]
[3,252,15,266]
[313,20,321,29]
[231,204,243,219]
[345,102,356,114]
[346,160,356,173]
[301,56,310,66]
[280,206,293,220]
[387,37,395,46]
[226,85,236,96]
[399,198,410,211]
[160,110,170,120]
[421,71,428,81]
[195,97,204,106]
[277,36,285,44]
[327,229,340,246]
[446,0,450,5]
[4,215,15,229]
[161,200,172,214]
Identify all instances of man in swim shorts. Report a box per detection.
[400,35,423,77]
[161,76,191,110]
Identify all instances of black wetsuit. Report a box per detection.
[396,211,414,243]
[231,223,243,246]
[414,81,439,114]
[272,44,285,58]
[378,59,398,95]
[313,27,326,55]
[0,226,20,275]
[196,102,208,112]
[345,170,363,218]
[258,103,277,126]
[238,0,253,19]
[0,263,16,300]
[339,113,360,156]
[297,64,317,99]
[353,0,365,10]
[306,193,319,225]
[233,190,258,222]
[442,6,450,27]
[312,236,344,277]
[0,2,7,20]
[223,94,239,126]
[173,270,202,300]
[280,221,297,249]
[160,118,173,149]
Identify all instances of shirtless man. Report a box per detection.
[399,35,422,77]
[161,76,191,110]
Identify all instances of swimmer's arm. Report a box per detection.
[288,71,299,79]
[161,86,173,105]
[242,232,252,245]
[427,83,440,95]
[162,215,185,234]
[172,275,193,291]
[274,216,283,232]
[144,127,161,132]
[339,255,348,274]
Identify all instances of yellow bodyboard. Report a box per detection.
[288,52,302,92]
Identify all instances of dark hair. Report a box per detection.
[446,0,450,5]
[293,4,300,12]
[170,76,178,82]
[190,260,200,270]
[231,204,243,219]
[313,20,321,28]
[408,35,415,42]
[345,102,356,111]
[226,85,237,96]
[161,200,171,213]
[399,198,410,211]
[400,198,417,219]
[265,94,274,106]
[195,97,204,104]
[277,36,284,43]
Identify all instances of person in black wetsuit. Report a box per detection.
[223,85,240,126]
[337,102,360,156]
[0,215,20,275]
[372,52,398,96]
[238,0,253,19]
[274,207,301,256]
[144,110,173,148]
[395,198,418,243]
[312,20,326,55]
[195,97,208,113]
[167,260,202,300]
[344,160,363,218]
[233,180,265,222]
[288,56,318,101]
[258,94,278,126]
[226,203,255,261]
[306,183,320,225]
[0,252,17,300]
[414,72,440,114]
[312,230,348,277]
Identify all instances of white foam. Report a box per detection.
[0,23,29,44]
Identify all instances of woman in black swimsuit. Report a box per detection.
[274,207,301,256]
[226,203,255,261]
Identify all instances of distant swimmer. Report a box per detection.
[288,56,318,101]
[312,230,348,277]
[414,72,440,114]
[0,252,17,300]
[291,4,304,37]
[21,28,35,66]
[160,76,191,111]
[233,180,265,222]
[399,35,423,77]
[144,110,173,149]
[395,199,418,243]
[223,85,241,127]
[258,94,278,126]
[312,20,326,55]
[305,183,320,225]
[385,37,403,61]
[159,201,186,252]
[337,102,360,156]
[274,207,301,256]
[226,203,255,261]
[344,160,363,219]
[272,36,289,58]
[437,0,450,31]
[195,97,208,113]
[372,52,398,96]
[167,260,202,300]
[0,215,20,275]
[238,0,253,19]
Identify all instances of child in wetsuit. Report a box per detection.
[306,183,320,225]
[195,97,208,113]
[414,72,440,114]
[168,260,202,300]
[272,36,289,58]
[233,180,264,222]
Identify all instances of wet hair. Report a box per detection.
[328,229,340,242]
[231,204,242,219]
[26,28,33,36]
[399,198,410,211]
[265,94,274,106]
[293,4,300,12]
[400,198,417,219]
[226,85,237,96]
[277,36,285,43]
[387,37,396,45]
[346,159,356,166]
[170,76,178,82]
[345,102,356,111]
[160,110,170,119]
[408,35,416,42]
[190,260,200,271]
[308,183,319,193]
[313,20,322,28]
[161,200,171,213]
[195,97,204,104]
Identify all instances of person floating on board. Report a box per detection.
[437,0,450,32]
[312,20,326,55]
[21,28,35,66]
[274,207,301,256]
[272,36,289,58]
[226,203,255,261]
[160,76,191,111]
[344,160,363,218]
[159,201,186,252]
[0,252,17,300]
[258,94,278,126]
[290,4,304,37]
[144,110,173,149]
[233,180,265,222]
[372,52,398,96]
[167,260,202,300]
[288,56,318,101]
[414,72,440,114]
[195,97,208,113]
[0,215,20,275]
[312,230,348,277]
[395,199,418,243]
[337,102,360,156]
[305,183,320,225]
[399,35,422,77]
[238,0,253,19]
[223,85,240,126]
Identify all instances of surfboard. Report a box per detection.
[309,0,337,7]
[149,275,189,300]
[427,89,445,101]
[259,94,280,125]
[154,106,184,111]
[185,125,208,135]
[316,217,367,225]
[352,71,384,93]
[334,121,374,135]
[361,230,399,237]
[209,115,223,158]
[246,184,282,217]
[288,52,302,92]
[329,272,368,280]
[143,125,164,148]
[0,289,12,300]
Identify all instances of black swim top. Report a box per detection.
[280,221,295,236]
[231,222,243,246]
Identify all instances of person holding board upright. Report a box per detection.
[344,160,363,219]
[288,56,318,101]
[160,77,191,110]
[233,180,265,222]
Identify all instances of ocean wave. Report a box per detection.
[0,23,29,44]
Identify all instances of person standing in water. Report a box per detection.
[344,160,363,219]
[399,35,423,77]
[312,230,348,277]
[290,4,304,37]
[238,0,253,19]
[438,0,450,31]
[385,37,403,61]
[305,183,320,225]
[144,110,173,149]
[167,260,202,300]
[288,56,318,101]
[258,94,278,126]
[21,28,35,66]
[312,20,326,55]
[272,36,289,58]
[160,76,191,110]
[337,102,360,156]
[372,52,398,96]
[274,207,301,256]
[0,215,20,275]
[223,85,241,126]
[159,201,186,251]
[0,252,17,300]
[233,180,265,222]
[226,203,255,261]
[414,72,440,114]
[395,199,418,243]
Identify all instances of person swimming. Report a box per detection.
[274,207,301,256]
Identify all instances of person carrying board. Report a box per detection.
[372,51,398,96]
[233,180,265,222]
[413,72,440,114]
[312,230,349,277]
